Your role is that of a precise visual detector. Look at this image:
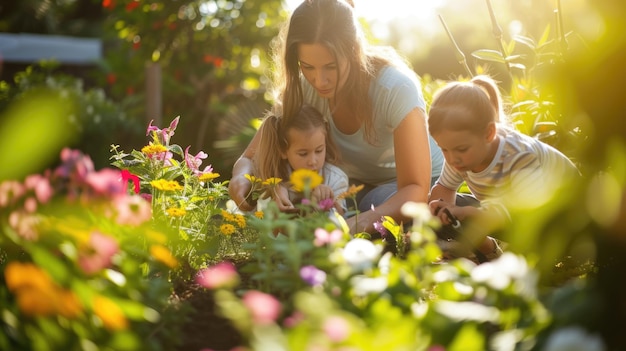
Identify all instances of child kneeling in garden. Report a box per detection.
[427,75,580,263]
[250,103,349,214]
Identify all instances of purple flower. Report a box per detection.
[373,217,390,239]
[300,265,326,286]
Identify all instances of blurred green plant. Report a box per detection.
[0,61,142,172]
[0,148,187,351]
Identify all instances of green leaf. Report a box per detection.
[471,49,505,63]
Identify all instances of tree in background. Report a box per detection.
[100,0,285,174]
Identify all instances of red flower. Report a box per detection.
[106,73,117,85]
[125,0,139,12]
[121,170,140,194]
[102,0,115,10]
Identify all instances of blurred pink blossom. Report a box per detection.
[314,228,342,247]
[323,316,350,342]
[85,168,127,196]
[196,262,240,289]
[112,194,152,226]
[78,231,119,275]
[0,180,25,207]
[242,290,282,325]
[8,210,40,241]
[24,174,53,204]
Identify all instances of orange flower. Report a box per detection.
[150,244,179,268]
[93,296,128,331]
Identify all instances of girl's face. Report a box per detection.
[297,43,349,99]
[433,125,497,173]
[282,127,327,174]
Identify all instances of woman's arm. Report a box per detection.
[346,108,431,233]
[228,131,261,211]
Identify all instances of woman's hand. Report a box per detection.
[228,174,255,211]
[273,185,295,212]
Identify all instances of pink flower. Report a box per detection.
[317,198,334,211]
[313,228,342,247]
[242,290,282,325]
[24,174,53,204]
[121,170,140,194]
[322,316,350,342]
[8,210,40,241]
[112,194,152,226]
[55,148,94,181]
[184,146,209,173]
[283,311,304,328]
[0,180,25,207]
[196,262,240,289]
[78,231,119,275]
[146,116,180,145]
[85,168,126,196]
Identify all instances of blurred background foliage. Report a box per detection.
[0,0,600,176]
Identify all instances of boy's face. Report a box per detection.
[282,127,327,174]
[433,127,495,173]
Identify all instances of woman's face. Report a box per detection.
[297,43,349,99]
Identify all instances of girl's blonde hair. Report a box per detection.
[428,75,506,136]
[269,0,412,145]
[254,104,340,181]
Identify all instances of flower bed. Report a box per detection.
[1,116,603,351]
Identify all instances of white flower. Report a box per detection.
[543,327,605,351]
[350,276,388,296]
[342,238,382,272]
[471,252,537,297]
[401,201,432,225]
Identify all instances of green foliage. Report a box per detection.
[0,61,142,171]
[110,116,259,280]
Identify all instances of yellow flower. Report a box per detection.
[141,143,167,155]
[150,179,183,191]
[254,211,264,219]
[221,210,235,222]
[262,177,282,186]
[166,207,187,217]
[93,296,128,331]
[290,169,323,192]
[199,172,220,182]
[244,174,262,184]
[220,223,236,236]
[150,244,179,268]
[337,184,365,200]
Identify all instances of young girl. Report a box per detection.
[254,103,349,214]
[427,75,580,262]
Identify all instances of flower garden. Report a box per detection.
[0,107,621,351]
[1,1,626,351]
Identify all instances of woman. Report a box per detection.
[229,0,443,234]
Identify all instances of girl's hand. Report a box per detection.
[311,185,334,204]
